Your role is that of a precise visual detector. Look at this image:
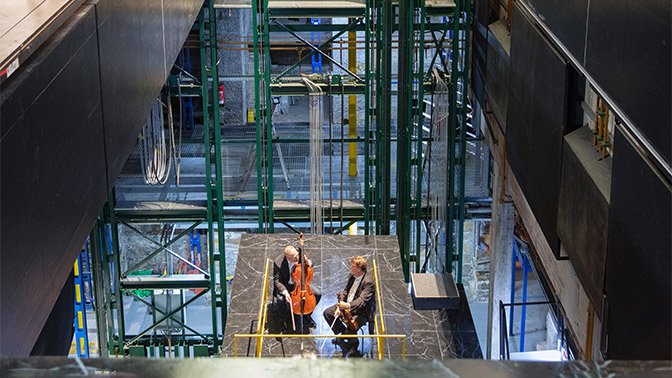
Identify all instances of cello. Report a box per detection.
[336,292,358,332]
[289,233,317,332]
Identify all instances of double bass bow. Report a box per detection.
[289,233,317,333]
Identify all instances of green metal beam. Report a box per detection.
[364,0,372,235]
[263,0,275,232]
[415,0,427,275]
[455,0,471,284]
[268,23,366,33]
[397,0,413,281]
[207,0,228,342]
[271,81,366,95]
[268,7,365,18]
[376,0,393,236]
[252,0,265,232]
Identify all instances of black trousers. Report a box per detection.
[274,285,321,330]
[323,304,367,336]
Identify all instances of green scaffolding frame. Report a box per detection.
[248,1,472,283]
[90,1,227,356]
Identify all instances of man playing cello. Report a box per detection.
[273,243,322,333]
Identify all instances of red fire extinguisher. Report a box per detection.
[218,85,225,106]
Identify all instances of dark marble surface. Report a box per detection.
[222,234,482,360]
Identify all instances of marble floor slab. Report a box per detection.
[221,234,482,360]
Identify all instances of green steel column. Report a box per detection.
[263,0,274,232]
[89,220,110,357]
[105,195,125,354]
[397,0,413,281]
[446,8,461,274]
[376,0,393,235]
[364,0,371,235]
[252,0,265,232]
[456,0,471,283]
[199,9,219,351]
[370,1,383,235]
[206,0,227,345]
[415,0,427,274]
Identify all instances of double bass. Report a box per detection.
[289,233,317,332]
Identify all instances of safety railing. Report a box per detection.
[255,258,272,357]
[234,334,406,358]
[499,300,560,360]
[235,258,405,359]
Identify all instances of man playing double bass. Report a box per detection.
[323,255,375,355]
[273,244,322,333]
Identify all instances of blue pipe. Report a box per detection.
[520,253,529,352]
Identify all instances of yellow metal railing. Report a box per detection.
[255,258,272,357]
[234,334,406,358]
[237,258,404,359]
[371,258,386,360]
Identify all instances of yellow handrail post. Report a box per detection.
[372,259,386,359]
[255,259,271,357]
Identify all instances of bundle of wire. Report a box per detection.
[303,78,324,235]
[139,93,181,185]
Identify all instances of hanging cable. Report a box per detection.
[303,77,324,235]
[140,93,174,185]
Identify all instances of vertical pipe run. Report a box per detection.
[252,0,264,231]
[348,25,358,177]
[263,0,274,232]
[456,0,471,283]
[415,1,427,274]
[397,0,413,280]
[377,0,393,235]
[520,253,529,352]
[446,9,461,273]
[89,223,109,357]
[207,0,227,344]
[364,0,371,234]
[106,194,125,354]
[199,8,219,350]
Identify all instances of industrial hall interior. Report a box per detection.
[0,0,670,376]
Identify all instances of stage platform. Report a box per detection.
[221,234,482,359]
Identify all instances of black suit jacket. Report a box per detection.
[273,253,293,297]
[342,272,376,321]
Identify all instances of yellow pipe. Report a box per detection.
[372,259,386,357]
[593,97,601,147]
[348,28,358,177]
[602,106,610,157]
[255,259,271,357]
[585,301,595,360]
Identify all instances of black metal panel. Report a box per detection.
[604,129,671,360]
[557,127,611,317]
[0,6,106,356]
[524,0,588,63]
[470,0,488,108]
[95,0,203,191]
[586,0,671,163]
[485,24,510,129]
[506,5,568,257]
[162,0,203,72]
[30,271,75,356]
